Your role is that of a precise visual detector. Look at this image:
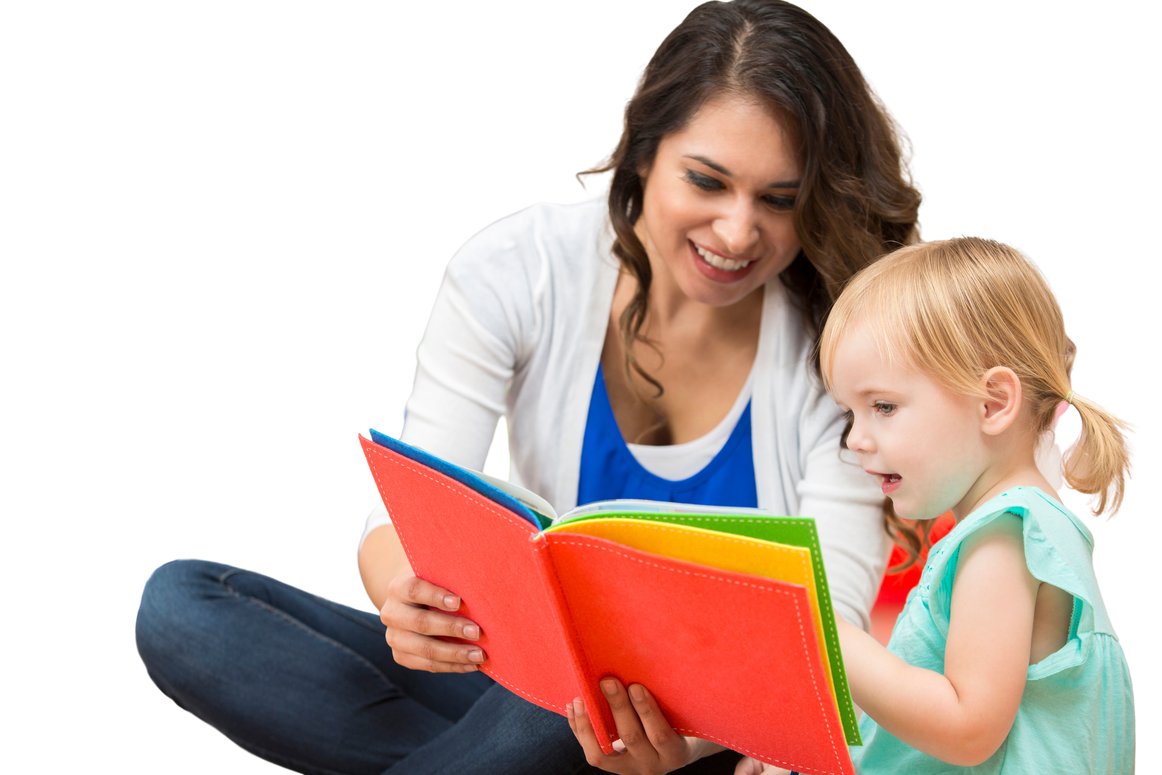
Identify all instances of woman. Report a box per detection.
[136,1,920,773]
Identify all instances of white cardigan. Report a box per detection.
[366,199,890,629]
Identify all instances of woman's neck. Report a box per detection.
[645,266,764,333]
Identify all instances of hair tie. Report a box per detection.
[1065,390,1076,404]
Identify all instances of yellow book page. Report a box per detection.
[546,518,838,709]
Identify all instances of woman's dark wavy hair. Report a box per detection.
[586,0,925,568]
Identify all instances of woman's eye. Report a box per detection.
[684,170,723,191]
[874,402,897,416]
[683,170,794,210]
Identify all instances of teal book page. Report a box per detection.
[561,508,861,746]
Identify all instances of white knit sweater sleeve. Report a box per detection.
[360,209,542,545]
[796,387,892,632]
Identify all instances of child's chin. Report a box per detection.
[889,499,928,522]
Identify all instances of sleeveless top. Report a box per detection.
[852,487,1134,773]
[576,363,758,508]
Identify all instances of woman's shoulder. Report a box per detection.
[436,201,615,326]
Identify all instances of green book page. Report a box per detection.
[560,510,861,746]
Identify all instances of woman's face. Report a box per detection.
[635,95,803,309]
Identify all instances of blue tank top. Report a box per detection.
[576,364,758,508]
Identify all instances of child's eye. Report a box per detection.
[874,401,897,416]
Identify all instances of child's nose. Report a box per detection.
[846,420,873,453]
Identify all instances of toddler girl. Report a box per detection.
[742,237,1134,773]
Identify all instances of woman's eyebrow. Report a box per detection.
[682,155,799,188]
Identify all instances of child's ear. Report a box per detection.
[979,367,1022,436]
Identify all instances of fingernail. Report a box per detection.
[444,595,459,610]
[629,684,645,702]
[601,679,618,696]
[574,698,585,715]
[566,702,574,718]
[463,624,479,640]
[468,649,485,663]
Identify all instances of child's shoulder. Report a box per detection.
[955,487,1092,553]
[921,488,1081,600]
[928,486,1114,638]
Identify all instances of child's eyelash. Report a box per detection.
[683,170,795,210]
[874,401,897,416]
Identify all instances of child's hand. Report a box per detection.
[733,757,792,775]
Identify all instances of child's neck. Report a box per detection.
[951,434,1060,522]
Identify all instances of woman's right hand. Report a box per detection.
[379,573,487,672]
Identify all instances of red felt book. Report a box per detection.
[361,431,859,775]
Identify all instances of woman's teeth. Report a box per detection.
[695,244,753,272]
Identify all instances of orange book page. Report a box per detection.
[547,518,838,713]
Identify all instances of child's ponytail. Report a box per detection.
[1060,392,1132,515]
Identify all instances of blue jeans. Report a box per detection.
[136,560,741,775]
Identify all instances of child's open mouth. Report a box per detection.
[869,469,901,494]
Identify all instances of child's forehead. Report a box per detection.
[828,320,932,392]
[833,318,907,368]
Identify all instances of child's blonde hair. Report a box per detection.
[820,237,1130,515]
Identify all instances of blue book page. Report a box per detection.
[368,430,543,529]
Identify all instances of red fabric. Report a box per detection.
[361,437,596,726]
[545,533,852,775]
[361,435,853,774]
[874,514,956,605]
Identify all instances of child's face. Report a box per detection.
[830,324,990,521]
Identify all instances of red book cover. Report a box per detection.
[362,434,854,775]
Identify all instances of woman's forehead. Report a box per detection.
[662,95,802,182]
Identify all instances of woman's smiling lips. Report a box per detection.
[689,240,760,282]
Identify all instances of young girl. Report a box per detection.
[740,237,1134,773]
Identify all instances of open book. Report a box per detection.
[361,430,859,775]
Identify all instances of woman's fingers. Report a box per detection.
[733,758,792,775]
[384,627,486,672]
[599,678,658,765]
[567,698,616,769]
[599,678,691,769]
[379,574,486,672]
[386,574,464,615]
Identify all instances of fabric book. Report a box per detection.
[361,430,860,775]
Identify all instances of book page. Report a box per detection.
[555,498,773,525]
[474,468,558,524]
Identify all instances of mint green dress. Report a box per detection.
[851,487,1134,773]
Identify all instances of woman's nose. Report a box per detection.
[712,199,759,256]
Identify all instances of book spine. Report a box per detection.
[529,533,616,754]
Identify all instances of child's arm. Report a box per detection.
[836,513,1038,766]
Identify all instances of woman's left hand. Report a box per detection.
[566,677,720,774]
